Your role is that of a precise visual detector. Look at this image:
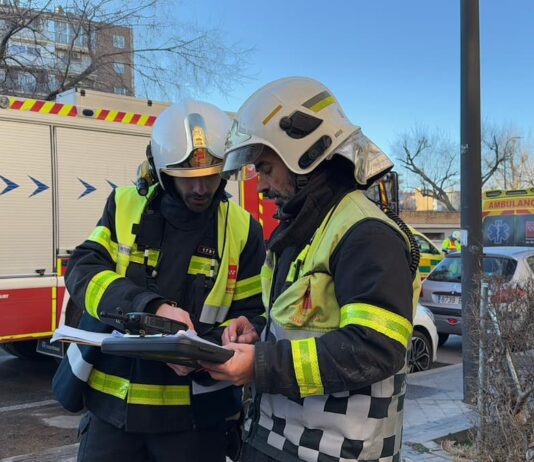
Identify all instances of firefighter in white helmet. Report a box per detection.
[201,77,421,462]
[442,230,462,254]
[53,100,265,462]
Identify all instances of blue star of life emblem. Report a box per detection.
[487,219,511,245]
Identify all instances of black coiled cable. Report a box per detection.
[381,207,421,280]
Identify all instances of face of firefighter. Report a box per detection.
[173,174,221,212]
[255,147,296,209]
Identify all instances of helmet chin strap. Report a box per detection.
[295,174,309,191]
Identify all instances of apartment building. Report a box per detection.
[0,4,134,98]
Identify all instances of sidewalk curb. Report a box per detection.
[408,362,462,379]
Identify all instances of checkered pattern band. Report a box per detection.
[246,371,406,462]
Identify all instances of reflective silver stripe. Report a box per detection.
[199,304,219,324]
[216,305,230,323]
[199,304,230,324]
[66,343,93,382]
[269,318,325,340]
[192,380,233,395]
[118,244,131,255]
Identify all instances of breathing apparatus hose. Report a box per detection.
[382,207,421,279]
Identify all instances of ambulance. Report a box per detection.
[482,189,534,247]
[409,227,443,280]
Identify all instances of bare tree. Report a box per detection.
[0,0,252,100]
[393,125,534,211]
[483,125,534,190]
[393,127,459,212]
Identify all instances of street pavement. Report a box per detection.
[0,336,468,462]
[1,363,474,462]
[402,363,474,461]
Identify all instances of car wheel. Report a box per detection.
[438,333,449,346]
[408,331,434,373]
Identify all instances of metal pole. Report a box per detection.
[460,0,483,404]
[477,282,488,449]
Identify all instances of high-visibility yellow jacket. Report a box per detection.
[53,185,265,432]
[442,238,461,254]
[246,190,420,462]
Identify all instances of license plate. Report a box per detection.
[438,295,461,305]
[36,338,65,359]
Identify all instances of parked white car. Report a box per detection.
[420,246,534,345]
[408,303,439,373]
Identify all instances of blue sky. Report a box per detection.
[177,0,533,157]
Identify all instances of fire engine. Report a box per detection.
[0,89,278,359]
[482,188,534,247]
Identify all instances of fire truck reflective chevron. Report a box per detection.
[29,176,50,196]
[0,175,19,195]
[8,97,157,126]
[0,175,120,198]
[9,98,77,116]
[78,178,97,198]
[0,90,167,351]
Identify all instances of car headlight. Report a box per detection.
[419,305,435,322]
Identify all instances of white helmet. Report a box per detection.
[223,77,393,188]
[452,230,461,241]
[151,99,232,186]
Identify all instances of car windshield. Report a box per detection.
[427,255,518,282]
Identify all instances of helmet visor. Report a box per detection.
[162,148,223,178]
[162,112,224,178]
[336,129,394,188]
[222,144,264,181]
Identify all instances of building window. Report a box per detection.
[56,50,67,66]
[48,73,58,90]
[53,21,87,48]
[17,72,37,92]
[26,46,41,57]
[113,63,125,74]
[10,44,26,55]
[55,21,69,44]
[114,86,128,95]
[113,34,125,49]
[73,30,88,48]
[71,51,82,62]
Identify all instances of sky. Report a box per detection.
[174,0,534,161]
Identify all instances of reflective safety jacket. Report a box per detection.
[246,191,420,462]
[53,185,265,433]
[441,238,461,254]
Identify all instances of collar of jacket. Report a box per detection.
[268,157,357,254]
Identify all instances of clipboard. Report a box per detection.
[101,335,234,367]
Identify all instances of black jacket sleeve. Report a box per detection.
[254,220,413,398]
[65,191,164,322]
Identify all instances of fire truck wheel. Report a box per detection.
[1,340,41,360]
